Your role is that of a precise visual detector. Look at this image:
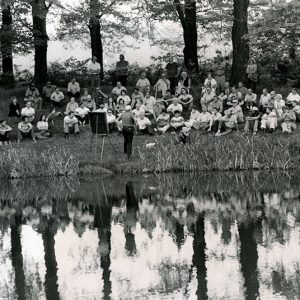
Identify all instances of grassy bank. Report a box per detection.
[1,126,300,178]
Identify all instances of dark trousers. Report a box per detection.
[138,125,154,135]
[67,91,81,99]
[118,75,128,87]
[0,132,10,142]
[122,126,134,157]
[169,77,178,95]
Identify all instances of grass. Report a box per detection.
[1,86,300,178]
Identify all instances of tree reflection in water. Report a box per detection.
[0,172,300,299]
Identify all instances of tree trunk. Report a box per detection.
[231,0,249,85]
[175,0,199,73]
[31,0,49,90]
[89,0,104,79]
[10,210,26,300]
[0,0,14,87]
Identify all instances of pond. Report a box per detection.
[0,172,300,300]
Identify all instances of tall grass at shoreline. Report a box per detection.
[0,146,79,178]
[137,133,300,173]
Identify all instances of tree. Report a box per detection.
[231,0,250,85]
[31,0,52,89]
[58,0,140,77]
[0,0,14,87]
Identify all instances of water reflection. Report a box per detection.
[1,172,300,299]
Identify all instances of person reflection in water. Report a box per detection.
[124,182,139,256]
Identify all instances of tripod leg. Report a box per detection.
[107,135,117,154]
[101,136,105,161]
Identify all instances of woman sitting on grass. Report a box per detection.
[0,120,12,145]
[156,109,170,134]
[207,107,222,133]
[36,115,51,139]
[21,101,35,123]
[8,97,21,118]
[208,95,223,113]
[82,95,96,111]
[50,87,64,107]
[80,88,90,102]
[116,98,126,116]
[170,110,185,132]
[25,83,42,109]
[185,106,201,130]
[261,107,277,133]
[117,90,131,106]
[243,106,261,136]
[178,87,193,118]
[136,112,154,135]
[18,116,37,143]
[154,72,170,98]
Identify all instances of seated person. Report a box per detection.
[170,110,185,132]
[201,87,215,108]
[228,87,242,103]
[156,110,170,133]
[208,95,223,113]
[261,107,277,133]
[64,111,80,138]
[259,88,271,108]
[274,94,285,118]
[81,88,91,102]
[136,72,151,95]
[136,112,154,135]
[244,106,261,136]
[82,95,96,111]
[287,88,300,104]
[218,91,227,104]
[117,90,131,106]
[36,114,51,139]
[0,119,12,145]
[25,83,42,109]
[154,72,170,98]
[21,101,35,123]
[197,105,212,130]
[50,87,64,106]
[8,97,21,118]
[106,109,117,133]
[131,87,144,108]
[281,105,296,134]
[244,88,257,110]
[143,92,157,116]
[115,98,126,116]
[106,97,116,114]
[162,89,176,108]
[132,102,146,119]
[67,78,81,99]
[215,100,243,136]
[18,116,37,143]
[178,87,193,116]
[204,73,217,89]
[75,102,90,125]
[207,107,222,133]
[201,81,216,96]
[111,81,127,99]
[185,105,202,130]
[94,87,108,107]
[65,97,79,114]
[291,101,300,122]
[176,126,191,144]
[237,82,247,100]
[42,81,55,102]
[167,97,183,115]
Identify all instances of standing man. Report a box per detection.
[87,56,101,91]
[165,56,181,95]
[214,56,226,94]
[116,54,129,87]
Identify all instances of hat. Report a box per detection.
[250,106,259,111]
[125,105,131,111]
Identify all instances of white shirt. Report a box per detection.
[204,78,217,87]
[167,103,183,113]
[21,107,35,118]
[143,96,156,112]
[112,86,127,96]
[287,92,300,103]
[199,112,212,124]
[260,93,271,106]
[64,116,78,126]
[117,95,131,105]
[68,82,80,93]
[75,107,90,117]
[37,121,49,131]
[51,91,64,102]
[87,60,101,74]
[106,114,116,124]
[136,117,151,130]
[132,107,146,118]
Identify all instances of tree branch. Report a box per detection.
[99,0,118,19]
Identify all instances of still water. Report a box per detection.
[0,173,300,300]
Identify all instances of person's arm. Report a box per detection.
[6,125,12,132]
[188,78,191,90]
[25,88,30,97]
[146,79,150,88]
[92,102,96,111]
[186,95,193,104]
[18,123,23,131]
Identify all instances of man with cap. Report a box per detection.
[117,105,135,158]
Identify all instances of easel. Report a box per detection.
[90,112,117,161]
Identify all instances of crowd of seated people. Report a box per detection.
[1,66,300,146]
